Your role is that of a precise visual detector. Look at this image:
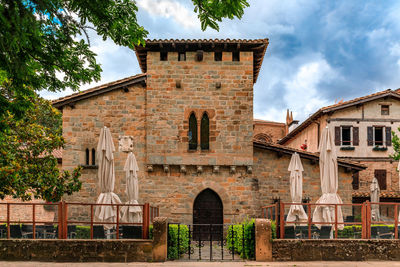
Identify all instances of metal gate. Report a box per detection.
[167,223,255,261]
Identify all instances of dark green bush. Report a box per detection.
[167,224,189,260]
[227,219,255,259]
[75,225,90,239]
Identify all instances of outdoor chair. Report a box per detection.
[284,226,295,239]
[0,225,6,238]
[371,226,378,239]
[295,226,308,239]
[121,226,142,239]
[10,225,22,238]
[319,226,331,239]
[36,225,56,239]
[67,225,77,239]
[93,225,105,239]
[377,226,394,239]
[21,224,34,238]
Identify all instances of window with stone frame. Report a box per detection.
[91,148,96,165]
[214,52,222,61]
[188,113,198,150]
[352,172,359,190]
[160,51,168,61]
[232,51,240,61]
[85,148,90,165]
[200,112,209,150]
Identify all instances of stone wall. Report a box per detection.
[273,239,400,261]
[146,51,254,167]
[0,239,152,262]
[253,147,353,206]
[357,160,399,193]
[253,120,286,143]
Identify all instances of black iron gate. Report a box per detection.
[167,223,255,261]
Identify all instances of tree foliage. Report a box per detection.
[391,130,400,160]
[0,94,82,201]
[0,0,249,124]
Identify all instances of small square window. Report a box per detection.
[232,51,240,62]
[178,52,186,61]
[381,105,389,115]
[214,52,222,61]
[160,51,168,61]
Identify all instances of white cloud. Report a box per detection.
[137,0,198,29]
[284,59,335,119]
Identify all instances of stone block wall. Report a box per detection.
[146,51,254,167]
[61,83,147,219]
[357,160,399,192]
[252,147,353,216]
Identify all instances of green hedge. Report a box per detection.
[167,224,189,260]
[75,225,90,239]
[227,219,255,259]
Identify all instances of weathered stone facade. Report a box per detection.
[53,39,363,224]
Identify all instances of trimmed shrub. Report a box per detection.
[75,225,90,239]
[227,219,255,259]
[167,224,189,260]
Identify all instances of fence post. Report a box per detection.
[63,201,68,239]
[279,201,284,239]
[395,204,398,239]
[361,202,366,239]
[58,201,63,239]
[366,201,371,239]
[142,203,150,239]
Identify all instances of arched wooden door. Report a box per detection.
[193,189,223,239]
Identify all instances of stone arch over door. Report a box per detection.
[188,181,232,216]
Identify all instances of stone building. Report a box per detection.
[279,89,400,208]
[53,39,365,224]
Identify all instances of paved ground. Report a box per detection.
[2,262,400,267]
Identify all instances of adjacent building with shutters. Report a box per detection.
[279,89,400,207]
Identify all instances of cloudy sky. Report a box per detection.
[41,0,400,123]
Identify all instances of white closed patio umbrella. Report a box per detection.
[286,152,308,224]
[312,126,344,231]
[397,161,400,191]
[94,126,122,230]
[120,152,142,223]
[370,177,380,221]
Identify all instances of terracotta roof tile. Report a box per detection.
[352,191,400,198]
[52,73,147,108]
[253,140,366,170]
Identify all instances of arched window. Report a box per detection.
[188,113,198,150]
[201,112,209,150]
[85,149,90,165]
[91,148,96,165]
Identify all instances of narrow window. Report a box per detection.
[341,126,351,146]
[91,148,96,165]
[214,52,222,61]
[200,113,209,150]
[188,113,198,150]
[381,105,389,115]
[160,51,168,61]
[374,127,384,146]
[178,52,186,61]
[85,148,90,165]
[232,51,240,61]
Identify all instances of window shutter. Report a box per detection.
[335,127,341,146]
[374,169,387,190]
[353,127,359,146]
[367,127,373,146]
[386,127,392,146]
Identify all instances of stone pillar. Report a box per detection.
[152,217,168,262]
[255,218,272,261]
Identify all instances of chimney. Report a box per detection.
[287,110,299,133]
